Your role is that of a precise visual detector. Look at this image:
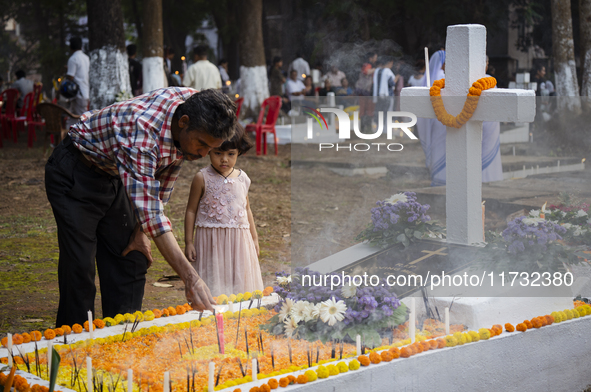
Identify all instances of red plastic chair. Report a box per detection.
[0,88,19,141]
[10,84,45,147]
[235,97,244,118]
[245,96,281,156]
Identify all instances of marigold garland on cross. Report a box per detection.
[429,76,497,128]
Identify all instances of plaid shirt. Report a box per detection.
[69,87,197,238]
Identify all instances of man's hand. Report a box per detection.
[185,274,216,312]
[185,243,196,263]
[122,225,154,268]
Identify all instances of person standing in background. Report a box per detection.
[183,45,222,91]
[127,44,142,96]
[288,53,310,82]
[66,37,90,115]
[324,64,346,88]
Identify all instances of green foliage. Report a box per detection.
[48,347,61,392]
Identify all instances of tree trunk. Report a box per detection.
[239,0,269,114]
[86,0,131,109]
[551,0,580,111]
[142,0,165,93]
[580,0,591,97]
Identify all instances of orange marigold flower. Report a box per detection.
[420,341,431,351]
[296,374,308,384]
[183,303,192,311]
[492,324,502,336]
[380,351,393,362]
[167,306,177,316]
[54,328,64,337]
[176,305,186,315]
[61,326,71,335]
[83,321,90,332]
[400,347,412,358]
[504,323,515,332]
[369,352,381,364]
[12,334,23,345]
[436,338,446,348]
[93,319,105,329]
[412,343,423,354]
[523,320,532,329]
[389,347,401,358]
[72,324,83,334]
[267,379,278,389]
[21,333,32,344]
[162,309,170,317]
[249,387,260,392]
[263,286,274,296]
[358,355,370,366]
[531,318,542,329]
[287,375,296,383]
[516,323,527,332]
[428,340,438,349]
[233,389,241,392]
[153,309,162,318]
[279,378,290,388]
[260,385,271,392]
[30,331,42,341]
[44,329,56,341]
[1,337,8,347]
[544,315,554,325]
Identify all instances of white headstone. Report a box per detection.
[401,24,535,245]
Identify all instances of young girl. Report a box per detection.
[184,124,264,297]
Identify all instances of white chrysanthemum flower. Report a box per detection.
[573,227,587,237]
[310,304,321,320]
[587,218,591,225]
[290,300,310,323]
[318,297,347,326]
[562,223,573,230]
[561,211,567,217]
[277,275,291,284]
[529,209,540,217]
[576,209,588,218]
[384,193,408,205]
[284,317,299,338]
[341,283,357,299]
[279,298,294,321]
[522,217,545,226]
[302,303,316,322]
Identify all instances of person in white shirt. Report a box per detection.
[183,45,222,91]
[11,70,33,109]
[287,53,310,82]
[324,65,346,88]
[66,37,90,115]
[285,70,306,102]
[407,59,425,87]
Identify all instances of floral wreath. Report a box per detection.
[429,77,496,128]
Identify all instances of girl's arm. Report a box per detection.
[246,195,260,256]
[184,172,205,262]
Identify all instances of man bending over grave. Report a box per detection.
[45,88,236,327]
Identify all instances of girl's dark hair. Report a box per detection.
[216,123,253,155]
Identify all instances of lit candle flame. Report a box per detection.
[226,80,231,86]
[583,158,586,163]
[301,74,306,78]
[181,56,186,61]
[541,202,547,213]
[235,94,239,98]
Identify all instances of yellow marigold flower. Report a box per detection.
[114,314,126,325]
[95,338,105,345]
[445,335,458,347]
[124,313,134,322]
[348,359,360,371]
[253,290,263,299]
[462,332,472,343]
[224,311,234,319]
[236,293,244,302]
[106,336,115,344]
[250,308,260,317]
[201,318,212,326]
[124,332,133,340]
[453,332,466,345]
[478,328,491,340]
[560,311,568,321]
[551,311,562,323]
[327,364,339,376]
[243,292,252,301]
[143,311,155,321]
[316,365,329,379]
[337,362,349,373]
[259,308,269,315]
[416,335,426,342]
[133,311,144,321]
[103,317,116,327]
[228,294,237,303]
[576,307,586,317]
[572,308,580,318]
[584,305,591,315]
[217,295,229,305]
[304,370,317,382]
[564,309,574,320]
[241,309,252,318]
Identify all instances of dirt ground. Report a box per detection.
[0,136,291,335]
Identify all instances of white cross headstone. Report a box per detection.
[401,24,536,245]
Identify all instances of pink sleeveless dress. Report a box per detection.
[192,165,264,297]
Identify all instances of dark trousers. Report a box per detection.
[45,137,149,327]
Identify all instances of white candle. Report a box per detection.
[7,333,12,367]
[208,362,214,392]
[163,371,170,392]
[127,369,133,392]
[409,298,416,343]
[88,310,94,340]
[424,47,430,87]
[229,301,234,313]
[356,334,361,356]
[252,358,257,381]
[86,357,92,392]
[445,307,450,335]
[47,342,53,373]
